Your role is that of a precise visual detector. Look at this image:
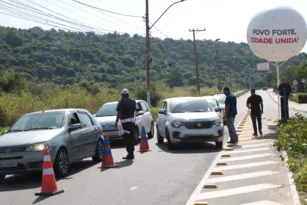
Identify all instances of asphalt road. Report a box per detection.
[0,90,304,205]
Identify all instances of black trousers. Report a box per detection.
[251,113,262,134]
[122,122,135,155]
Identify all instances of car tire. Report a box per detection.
[166,129,174,150]
[54,148,70,178]
[134,127,139,145]
[92,138,104,163]
[156,125,164,144]
[148,122,154,139]
[215,141,223,149]
[0,174,5,182]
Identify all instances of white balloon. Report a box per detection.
[247,7,307,62]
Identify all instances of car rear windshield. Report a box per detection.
[96,103,118,117]
[215,95,225,105]
[170,99,214,113]
[9,111,65,132]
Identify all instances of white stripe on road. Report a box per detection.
[241,200,284,205]
[219,153,276,162]
[43,168,54,175]
[44,155,51,161]
[234,143,273,148]
[208,171,281,183]
[223,147,270,154]
[214,161,280,171]
[197,184,280,200]
[237,139,275,145]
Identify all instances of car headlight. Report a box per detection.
[214,119,221,126]
[172,121,182,128]
[26,142,50,152]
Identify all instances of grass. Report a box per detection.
[0,79,245,131]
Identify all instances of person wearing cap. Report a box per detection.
[115,88,136,160]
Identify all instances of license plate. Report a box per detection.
[0,160,18,168]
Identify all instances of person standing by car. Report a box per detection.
[115,88,136,160]
[223,87,238,143]
[246,88,263,137]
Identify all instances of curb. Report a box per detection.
[281,151,302,205]
[267,91,307,114]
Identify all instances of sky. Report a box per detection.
[0,0,307,53]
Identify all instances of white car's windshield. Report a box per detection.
[170,99,214,113]
[96,103,118,117]
[9,112,65,132]
[205,98,217,108]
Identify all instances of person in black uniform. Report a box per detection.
[115,88,136,160]
[246,89,264,137]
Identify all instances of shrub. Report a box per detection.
[274,113,307,204]
[150,107,160,122]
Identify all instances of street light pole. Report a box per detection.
[145,0,185,107]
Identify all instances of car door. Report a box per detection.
[66,112,87,160]
[135,102,145,132]
[157,101,168,137]
[77,111,98,156]
[140,101,151,132]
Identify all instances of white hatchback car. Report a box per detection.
[156,97,224,149]
[94,100,154,144]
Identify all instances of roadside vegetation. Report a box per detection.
[274,114,307,205]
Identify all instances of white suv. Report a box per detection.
[156,97,224,149]
[94,100,154,144]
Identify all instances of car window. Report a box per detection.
[69,113,81,125]
[96,103,117,117]
[78,113,94,127]
[141,102,149,112]
[136,102,143,112]
[206,98,217,108]
[170,99,214,113]
[9,111,65,132]
[160,102,165,109]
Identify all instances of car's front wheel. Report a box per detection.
[92,139,104,163]
[215,141,223,149]
[134,127,139,145]
[148,122,155,139]
[156,125,164,144]
[54,148,69,178]
[0,174,5,182]
[166,129,174,150]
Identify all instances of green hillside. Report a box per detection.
[1,26,305,89]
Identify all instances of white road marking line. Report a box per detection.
[130,186,138,190]
[219,153,276,162]
[241,200,284,205]
[197,184,280,200]
[208,171,281,183]
[214,161,280,171]
[185,152,223,205]
[234,142,273,148]
[223,147,270,154]
[237,139,275,145]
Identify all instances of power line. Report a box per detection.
[72,0,143,19]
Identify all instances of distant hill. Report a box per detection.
[0,26,305,89]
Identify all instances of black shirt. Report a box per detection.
[247,94,263,115]
[116,97,136,120]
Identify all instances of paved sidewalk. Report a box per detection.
[189,114,295,205]
[267,89,307,113]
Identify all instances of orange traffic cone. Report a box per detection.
[98,135,119,168]
[138,126,151,152]
[35,148,64,196]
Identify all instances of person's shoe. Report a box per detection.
[122,154,134,160]
[252,133,258,137]
[227,140,236,144]
[259,131,263,136]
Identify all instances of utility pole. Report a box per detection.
[215,49,221,93]
[145,0,151,106]
[189,28,205,96]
